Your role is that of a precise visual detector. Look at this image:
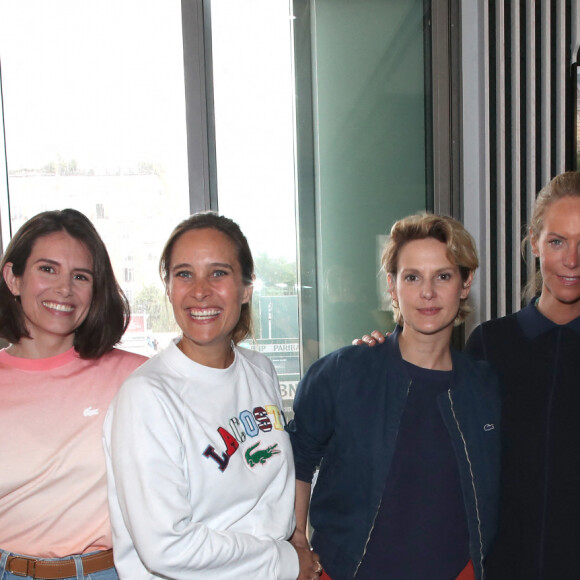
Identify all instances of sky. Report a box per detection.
[0,0,298,260]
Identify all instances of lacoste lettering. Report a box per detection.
[203,404,285,472]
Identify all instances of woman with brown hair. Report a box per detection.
[104,212,320,580]
[0,209,146,580]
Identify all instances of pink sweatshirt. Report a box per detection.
[0,347,145,557]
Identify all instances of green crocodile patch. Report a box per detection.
[245,442,280,467]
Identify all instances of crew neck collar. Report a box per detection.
[0,346,78,371]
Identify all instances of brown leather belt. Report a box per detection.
[5,549,114,579]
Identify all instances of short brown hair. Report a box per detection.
[159,212,254,344]
[381,212,479,326]
[0,209,131,358]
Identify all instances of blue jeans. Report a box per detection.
[0,550,118,580]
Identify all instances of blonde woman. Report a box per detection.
[466,171,580,579]
[289,214,500,580]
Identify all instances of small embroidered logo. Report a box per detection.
[483,423,495,431]
[83,407,99,417]
[245,442,280,468]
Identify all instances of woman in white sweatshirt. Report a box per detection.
[104,212,321,580]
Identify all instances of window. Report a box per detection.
[1,0,432,380]
[0,0,189,355]
[124,268,135,284]
[210,0,300,415]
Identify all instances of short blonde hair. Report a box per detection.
[381,212,479,326]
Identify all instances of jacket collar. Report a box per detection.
[517,299,580,338]
[384,325,406,372]
[385,325,469,388]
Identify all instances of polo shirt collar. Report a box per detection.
[517,298,580,338]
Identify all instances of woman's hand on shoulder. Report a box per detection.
[351,330,387,346]
[291,530,322,580]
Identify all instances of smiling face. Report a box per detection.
[388,237,472,341]
[166,228,253,367]
[532,196,580,323]
[2,231,94,355]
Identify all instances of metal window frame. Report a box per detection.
[430,0,462,220]
[291,0,319,371]
[462,0,492,333]
[181,0,218,214]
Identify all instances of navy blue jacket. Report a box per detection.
[288,330,501,580]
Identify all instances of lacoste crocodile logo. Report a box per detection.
[245,442,280,467]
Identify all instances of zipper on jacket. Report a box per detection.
[447,389,485,580]
[353,378,413,577]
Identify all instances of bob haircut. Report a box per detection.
[381,212,479,326]
[525,170,580,299]
[0,209,130,359]
[159,211,254,345]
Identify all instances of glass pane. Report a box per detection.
[210,0,299,416]
[296,0,428,356]
[0,0,189,355]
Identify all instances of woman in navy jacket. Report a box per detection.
[289,214,500,580]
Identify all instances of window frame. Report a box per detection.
[181,0,218,214]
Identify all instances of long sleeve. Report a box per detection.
[288,352,339,483]
[103,346,299,580]
[464,324,487,360]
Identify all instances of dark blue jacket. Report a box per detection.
[288,330,501,580]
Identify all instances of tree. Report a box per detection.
[253,253,297,295]
[133,284,179,333]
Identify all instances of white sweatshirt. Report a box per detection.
[103,338,299,580]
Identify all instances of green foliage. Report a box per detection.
[250,254,298,339]
[132,253,299,339]
[253,253,297,295]
[137,160,164,177]
[132,284,179,333]
[40,157,79,176]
